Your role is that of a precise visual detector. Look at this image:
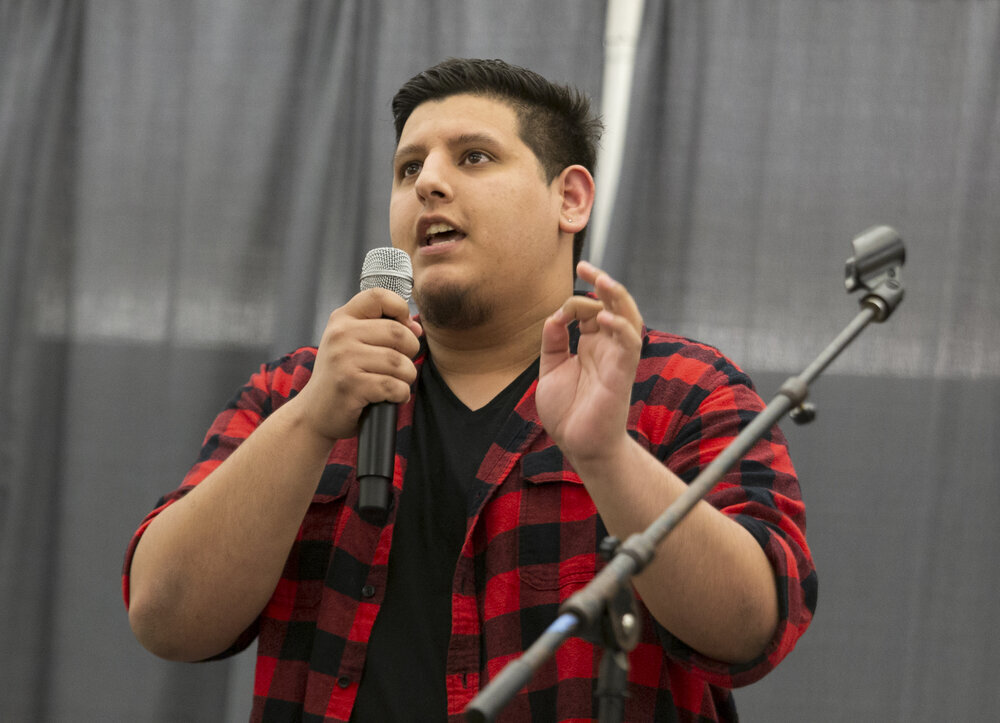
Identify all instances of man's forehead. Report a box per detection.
[395,93,519,148]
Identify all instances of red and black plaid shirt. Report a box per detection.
[123,327,815,722]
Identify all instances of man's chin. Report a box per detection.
[414,283,493,331]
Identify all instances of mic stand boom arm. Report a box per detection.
[465,226,905,723]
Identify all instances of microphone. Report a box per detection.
[356,247,414,524]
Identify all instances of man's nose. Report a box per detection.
[414,153,453,202]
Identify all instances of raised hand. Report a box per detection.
[536,260,643,466]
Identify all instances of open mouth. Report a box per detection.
[422,222,466,247]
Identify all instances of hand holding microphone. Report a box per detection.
[356,248,414,523]
[291,248,418,522]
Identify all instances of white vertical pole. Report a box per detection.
[589,0,644,269]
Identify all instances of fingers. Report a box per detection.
[340,287,422,354]
[548,261,642,343]
[332,330,418,386]
[298,291,423,440]
[353,316,422,362]
[317,294,421,391]
[574,260,643,334]
[552,297,604,335]
[348,287,423,334]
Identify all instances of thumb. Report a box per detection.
[539,308,572,377]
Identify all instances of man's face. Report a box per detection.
[389,93,572,331]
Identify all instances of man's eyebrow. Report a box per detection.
[392,142,424,166]
[392,132,502,166]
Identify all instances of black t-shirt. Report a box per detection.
[351,356,538,721]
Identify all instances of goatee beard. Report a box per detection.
[414,282,493,330]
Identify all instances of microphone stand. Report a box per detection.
[465,227,906,723]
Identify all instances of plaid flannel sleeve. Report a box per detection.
[634,333,817,688]
[121,349,317,656]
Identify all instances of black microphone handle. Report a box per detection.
[356,400,397,523]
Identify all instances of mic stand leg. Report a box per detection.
[597,650,630,723]
[583,538,642,723]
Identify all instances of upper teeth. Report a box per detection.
[426,222,455,236]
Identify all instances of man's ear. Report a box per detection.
[557,165,595,235]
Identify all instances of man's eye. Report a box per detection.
[464,151,490,165]
[400,161,421,178]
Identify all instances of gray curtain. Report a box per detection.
[1,1,997,721]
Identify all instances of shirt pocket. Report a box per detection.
[515,447,604,594]
[269,463,353,612]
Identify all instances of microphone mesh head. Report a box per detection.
[359,247,413,300]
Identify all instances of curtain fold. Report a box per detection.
[608,0,1000,379]
[1,3,84,719]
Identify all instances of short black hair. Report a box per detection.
[392,58,603,267]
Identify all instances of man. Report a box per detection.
[124,58,816,721]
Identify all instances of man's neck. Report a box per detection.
[422,305,551,411]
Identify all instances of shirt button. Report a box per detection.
[361,584,376,598]
[337,676,351,688]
